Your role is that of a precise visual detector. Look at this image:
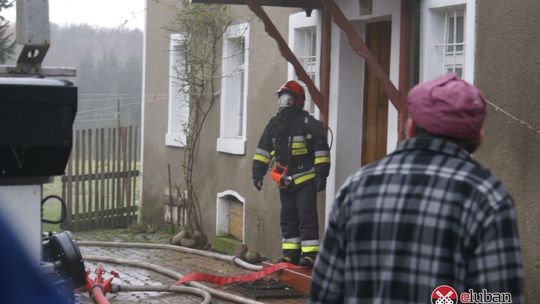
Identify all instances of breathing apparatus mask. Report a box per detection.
[277,92,295,109]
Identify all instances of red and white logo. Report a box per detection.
[431,285,458,304]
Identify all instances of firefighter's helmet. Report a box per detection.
[277,80,305,108]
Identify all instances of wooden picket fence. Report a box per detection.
[61,126,139,231]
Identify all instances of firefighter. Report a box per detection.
[252,80,331,267]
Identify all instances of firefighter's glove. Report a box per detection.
[316,176,327,192]
[253,178,263,191]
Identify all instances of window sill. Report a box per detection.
[166,133,186,148]
[216,137,245,155]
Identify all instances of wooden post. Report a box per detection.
[81,129,87,230]
[99,128,105,228]
[87,129,93,229]
[320,6,332,124]
[398,0,411,142]
[133,126,139,222]
[109,128,115,228]
[126,126,133,225]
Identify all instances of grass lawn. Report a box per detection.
[42,177,63,232]
[73,226,174,243]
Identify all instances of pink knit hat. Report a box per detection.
[407,73,487,140]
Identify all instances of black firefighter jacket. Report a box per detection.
[252,107,331,189]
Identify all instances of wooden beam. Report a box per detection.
[319,7,331,124]
[320,0,401,112]
[398,0,411,141]
[245,0,326,115]
[192,0,321,9]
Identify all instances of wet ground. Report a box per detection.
[74,230,308,304]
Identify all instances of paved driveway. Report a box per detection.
[78,243,308,303]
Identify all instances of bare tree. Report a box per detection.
[0,0,15,63]
[168,0,232,235]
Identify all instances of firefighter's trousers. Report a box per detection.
[279,180,319,257]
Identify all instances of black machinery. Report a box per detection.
[0,78,84,302]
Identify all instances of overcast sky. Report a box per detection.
[3,0,145,30]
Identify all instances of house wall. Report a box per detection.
[141,0,184,225]
[142,1,322,259]
[195,6,327,259]
[326,0,401,218]
[475,0,540,300]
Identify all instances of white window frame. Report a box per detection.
[288,10,321,119]
[420,0,476,83]
[217,22,250,155]
[440,9,465,77]
[166,33,189,148]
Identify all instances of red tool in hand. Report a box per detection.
[271,164,292,186]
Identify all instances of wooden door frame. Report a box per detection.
[362,21,391,165]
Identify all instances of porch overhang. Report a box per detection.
[191,0,321,10]
[192,0,413,140]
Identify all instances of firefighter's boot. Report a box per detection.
[298,252,316,267]
[277,249,300,264]
[278,239,301,264]
[298,240,319,267]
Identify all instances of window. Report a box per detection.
[440,9,465,77]
[420,1,476,82]
[289,11,321,118]
[166,33,189,147]
[217,23,249,155]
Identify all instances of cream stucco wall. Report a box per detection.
[142,2,324,259]
[141,0,185,225]
[475,0,540,301]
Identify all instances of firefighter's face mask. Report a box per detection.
[278,92,295,108]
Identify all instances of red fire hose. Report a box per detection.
[90,287,110,304]
[175,262,304,286]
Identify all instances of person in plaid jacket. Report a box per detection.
[310,74,524,303]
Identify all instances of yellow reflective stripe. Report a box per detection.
[253,154,271,164]
[291,142,306,149]
[294,172,316,185]
[282,243,301,250]
[291,148,308,156]
[301,245,320,253]
[314,156,331,164]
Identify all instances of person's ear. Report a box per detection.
[406,118,415,138]
[478,129,484,146]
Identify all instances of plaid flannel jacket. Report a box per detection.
[310,137,524,304]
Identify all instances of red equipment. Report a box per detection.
[175,262,304,286]
[85,266,119,304]
[271,164,292,186]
